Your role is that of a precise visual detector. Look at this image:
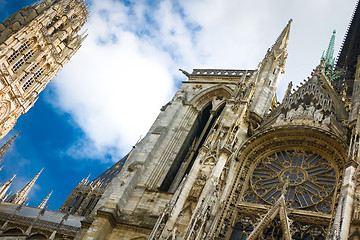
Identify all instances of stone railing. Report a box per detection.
[191,69,255,77]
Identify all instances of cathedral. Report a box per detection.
[1,0,360,239]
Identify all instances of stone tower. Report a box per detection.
[0,0,88,140]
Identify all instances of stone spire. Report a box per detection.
[8,169,43,205]
[271,19,292,55]
[0,132,19,160]
[250,19,292,119]
[0,174,15,201]
[38,190,52,209]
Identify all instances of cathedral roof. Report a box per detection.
[335,0,360,96]
[88,153,129,187]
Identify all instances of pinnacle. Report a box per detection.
[38,190,53,209]
[0,132,20,160]
[271,19,292,54]
[8,169,43,205]
[322,30,336,70]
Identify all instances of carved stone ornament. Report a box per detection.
[188,174,207,201]
[272,103,332,131]
[0,101,10,121]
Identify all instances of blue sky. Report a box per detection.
[0,0,358,210]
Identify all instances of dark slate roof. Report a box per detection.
[335,1,360,96]
[89,153,129,187]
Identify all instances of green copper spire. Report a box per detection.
[322,30,336,79]
[325,30,336,66]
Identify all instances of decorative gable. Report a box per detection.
[259,66,348,140]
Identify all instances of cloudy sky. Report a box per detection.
[0,0,357,210]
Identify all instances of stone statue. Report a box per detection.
[296,105,304,116]
[314,109,323,123]
[189,174,207,201]
[274,113,285,126]
[305,103,315,117]
[323,116,331,125]
[286,108,296,121]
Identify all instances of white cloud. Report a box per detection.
[48,0,357,161]
[50,0,177,160]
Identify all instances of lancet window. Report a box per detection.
[9,39,38,73]
[7,41,30,64]
[159,103,225,192]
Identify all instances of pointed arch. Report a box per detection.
[146,84,232,191]
[159,101,226,192]
[190,85,233,112]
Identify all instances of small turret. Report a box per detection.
[8,169,43,205]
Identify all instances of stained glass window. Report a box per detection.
[249,149,336,210]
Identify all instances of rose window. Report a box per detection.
[249,149,336,209]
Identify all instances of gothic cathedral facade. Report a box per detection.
[76,19,352,240]
[2,0,360,240]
